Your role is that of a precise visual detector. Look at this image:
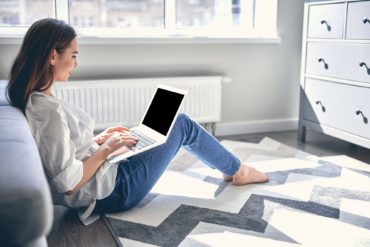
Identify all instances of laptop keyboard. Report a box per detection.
[129,129,157,151]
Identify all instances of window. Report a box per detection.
[0,0,278,42]
[69,0,164,28]
[0,0,55,26]
[175,0,252,35]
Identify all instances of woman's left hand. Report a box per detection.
[94,126,129,145]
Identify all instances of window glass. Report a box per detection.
[174,0,253,36]
[69,0,164,28]
[176,0,241,28]
[0,0,55,27]
[254,0,277,36]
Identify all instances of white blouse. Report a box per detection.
[26,91,118,225]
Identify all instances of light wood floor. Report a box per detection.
[47,129,370,247]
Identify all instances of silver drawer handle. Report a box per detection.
[318,58,329,70]
[359,61,370,75]
[356,110,368,124]
[363,17,370,24]
[320,20,331,31]
[316,101,326,112]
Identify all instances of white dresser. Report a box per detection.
[298,0,370,148]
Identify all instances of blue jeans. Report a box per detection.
[94,113,240,214]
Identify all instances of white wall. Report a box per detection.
[0,0,304,136]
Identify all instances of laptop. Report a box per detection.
[107,84,187,163]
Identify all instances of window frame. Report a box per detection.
[0,0,280,45]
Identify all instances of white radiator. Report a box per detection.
[53,76,222,131]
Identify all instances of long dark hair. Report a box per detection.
[7,18,76,113]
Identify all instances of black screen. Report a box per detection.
[142,88,184,135]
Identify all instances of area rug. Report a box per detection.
[105,137,370,247]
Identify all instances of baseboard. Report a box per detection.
[215,118,299,137]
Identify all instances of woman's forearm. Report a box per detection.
[65,131,137,195]
[65,146,110,195]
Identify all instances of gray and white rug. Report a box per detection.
[105,137,370,247]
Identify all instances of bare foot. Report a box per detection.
[232,164,269,186]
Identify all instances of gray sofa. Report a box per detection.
[0,80,53,247]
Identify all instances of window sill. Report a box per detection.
[0,35,281,45]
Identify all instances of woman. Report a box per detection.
[7,18,268,225]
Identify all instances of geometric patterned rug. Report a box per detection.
[105,137,370,247]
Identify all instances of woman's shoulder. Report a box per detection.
[27,91,63,115]
[27,91,93,125]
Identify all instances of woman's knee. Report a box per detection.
[175,113,191,128]
[177,112,189,122]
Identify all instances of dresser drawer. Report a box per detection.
[306,42,370,83]
[308,3,345,39]
[303,79,370,139]
[306,42,344,78]
[342,43,370,83]
[303,79,342,128]
[346,1,370,39]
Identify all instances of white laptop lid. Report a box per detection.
[137,84,187,139]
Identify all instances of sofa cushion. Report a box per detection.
[0,80,9,106]
[0,106,53,245]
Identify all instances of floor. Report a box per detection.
[46,129,370,247]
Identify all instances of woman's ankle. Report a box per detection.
[223,174,233,182]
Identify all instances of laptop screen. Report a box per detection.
[142,88,185,135]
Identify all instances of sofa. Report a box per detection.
[0,80,53,247]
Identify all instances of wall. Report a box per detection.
[0,0,305,136]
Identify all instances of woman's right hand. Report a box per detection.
[94,126,129,145]
[100,132,138,157]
